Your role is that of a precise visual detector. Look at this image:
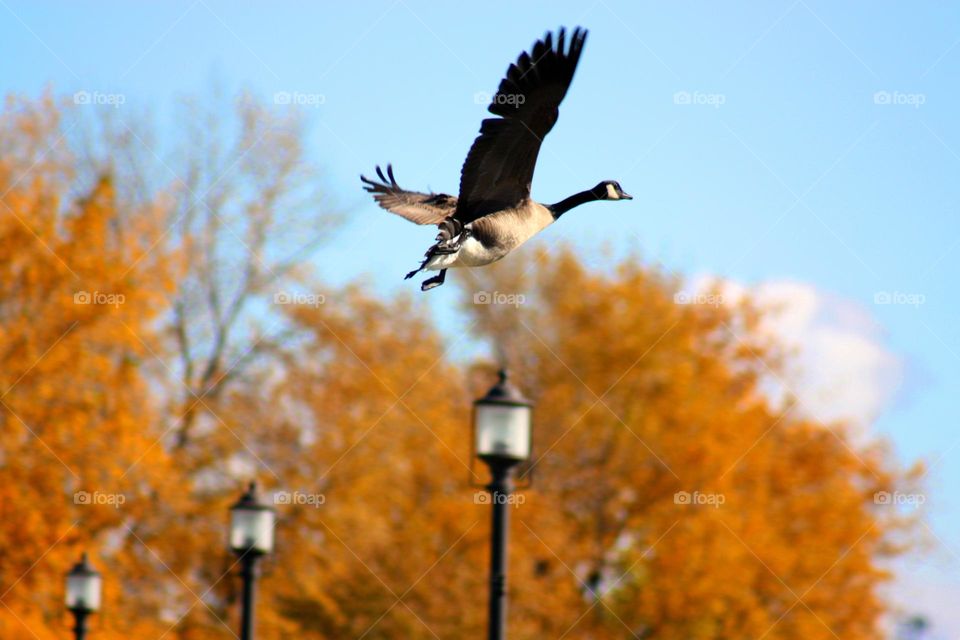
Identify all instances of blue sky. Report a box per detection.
[3,0,959,635]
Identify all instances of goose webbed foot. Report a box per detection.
[421,269,447,291]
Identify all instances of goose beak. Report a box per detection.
[620,192,633,200]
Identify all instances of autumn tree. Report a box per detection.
[456,249,920,639]
[0,91,339,639]
[0,95,175,639]
[0,92,920,640]
[199,248,919,639]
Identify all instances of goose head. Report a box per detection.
[593,180,633,201]
[549,180,634,218]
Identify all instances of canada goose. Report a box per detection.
[362,27,632,291]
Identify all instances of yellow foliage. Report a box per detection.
[0,96,921,640]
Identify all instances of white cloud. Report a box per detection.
[685,276,904,432]
[885,572,960,640]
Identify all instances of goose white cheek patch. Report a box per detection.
[605,183,619,199]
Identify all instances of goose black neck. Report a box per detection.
[548,189,600,219]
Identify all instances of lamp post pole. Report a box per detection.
[472,369,533,640]
[71,609,90,640]
[486,458,518,640]
[65,553,101,640]
[229,482,276,640]
[239,552,258,640]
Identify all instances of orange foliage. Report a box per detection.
[0,95,176,638]
[0,96,921,640]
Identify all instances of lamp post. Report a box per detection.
[229,482,276,640]
[65,553,102,640]
[473,370,533,640]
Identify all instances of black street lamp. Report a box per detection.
[229,482,276,640]
[65,553,102,640]
[473,370,533,640]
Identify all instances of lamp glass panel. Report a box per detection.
[475,404,531,459]
[66,574,102,611]
[230,508,275,553]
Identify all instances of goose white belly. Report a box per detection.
[425,201,554,271]
[425,236,505,270]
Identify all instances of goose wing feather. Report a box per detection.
[361,164,457,225]
[455,27,588,223]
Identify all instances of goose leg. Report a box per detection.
[405,226,468,281]
[420,269,447,291]
[434,227,471,254]
[436,218,462,243]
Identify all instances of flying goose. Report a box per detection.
[362,27,631,291]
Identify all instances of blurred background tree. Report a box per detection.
[0,95,175,639]
[0,94,921,639]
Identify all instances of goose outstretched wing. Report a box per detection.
[455,27,588,223]
[361,164,457,225]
